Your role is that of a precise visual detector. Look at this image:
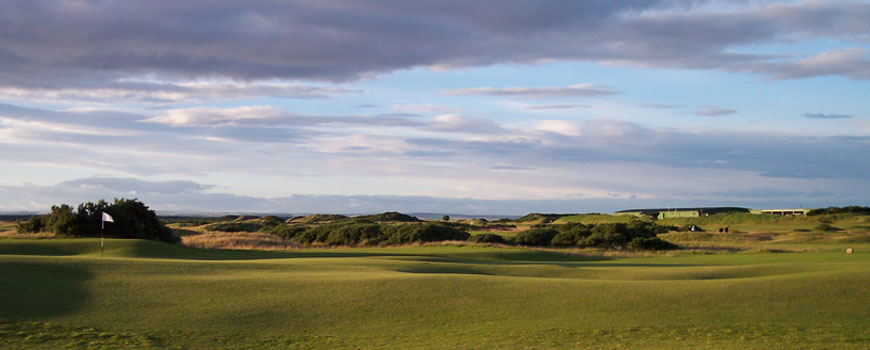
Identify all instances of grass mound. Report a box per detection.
[351,212,421,222]
[555,214,641,224]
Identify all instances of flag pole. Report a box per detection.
[100,211,114,258]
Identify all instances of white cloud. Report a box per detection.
[443,84,618,98]
[141,106,284,127]
[427,114,507,134]
[533,120,583,136]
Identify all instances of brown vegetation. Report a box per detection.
[179,231,298,250]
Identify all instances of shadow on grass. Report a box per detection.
[0,243,79,256]
[393,265,494,276]
[126,240,424,260]
[0,262,92,320]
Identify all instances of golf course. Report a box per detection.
[2,211,870,349]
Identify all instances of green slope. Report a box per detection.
[1,239,869,349]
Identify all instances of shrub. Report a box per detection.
[514,228,559,246]
[261,224,308,239]
[550,231,587,246]
[295,222,383,245]
[814,224,840,232]
[260,216,285,227]
[204,222,262,233]
[808,206,870,216]
[579,232,627,248]
[297,214,348,223]
[627,237,679,251]
[16,216,45,233]
[468,233,507,244]
[382,223,470,245]
[353,212,420,222]
[45,204,78,235]
[817,216,834,224]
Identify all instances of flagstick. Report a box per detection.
[101,218,105,258]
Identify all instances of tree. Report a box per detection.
[16,198,176,243]
[442,215,450,221]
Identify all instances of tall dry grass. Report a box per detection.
[180,231,298,250]
[0,231,57,239]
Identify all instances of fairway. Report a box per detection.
[1,239,869,349]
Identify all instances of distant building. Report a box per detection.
[614,207,749,220]
[749,209,810,216]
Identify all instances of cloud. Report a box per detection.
[60,177,213,194]
[390,104,455,114]
[694,107,737,116]
[426,114,507,134]
[765,48,870,81]
[443,84,618,98]
[2,0,867,92]
[802,112,854,120]
[525,104,589,110]
[2,103,869,208]
[1,176,865,215]
[0,80,358,104]
[141,106,285,127]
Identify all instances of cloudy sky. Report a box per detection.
[1,0,868,214]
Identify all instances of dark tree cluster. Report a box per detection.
[513,221,677,250]
[807,206,870,216]
[265,220,470,246]
[17,199,176,243]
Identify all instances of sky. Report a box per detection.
[0,0,868,215]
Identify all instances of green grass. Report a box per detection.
[1,238,869,349]
[554,214,643,224]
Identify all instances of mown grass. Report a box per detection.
[1,237,869,349]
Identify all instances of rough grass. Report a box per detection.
[555,214,644,224]
[179,231,298,250]
[1,238,869,349]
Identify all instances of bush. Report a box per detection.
[45,204,78,235]
[294,222,383,245]
[808,206,870,216]
[382,223,470,245]
[352,212,420,223]
[204,222,262,233]
[286,221,469,246]
[513,220,675,249]
[814,224,840,232]
[260,216,284,227]
[261,224,308,239]
[514,228,559,246]
[468,233,507,244]
[627,237,679,251]
[17,216,45,233]
[579,231,627,248]
[550,231,587,246]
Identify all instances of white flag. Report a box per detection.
[102,212,114,223]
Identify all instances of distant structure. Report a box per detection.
[749,209,810,216]
[614,207,749,220]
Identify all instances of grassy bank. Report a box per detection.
[1,238,869,349]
